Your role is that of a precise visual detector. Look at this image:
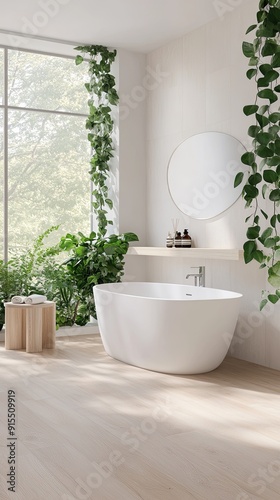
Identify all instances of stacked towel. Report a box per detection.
[10,294,47,304]
[11,296,27,304]
[25,294,47,304]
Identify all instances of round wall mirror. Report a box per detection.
[167,132,247,220]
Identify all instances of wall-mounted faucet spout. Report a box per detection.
[186,266,205,287]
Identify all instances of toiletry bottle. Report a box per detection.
[174,231,182,248]
[166,232,174,248]
[182,229,192,248]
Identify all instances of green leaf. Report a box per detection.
[270,112,280,123]
[275,248,280,259]
[265,69,279,81]
[257,89,278,103]
[248,125,261,137]
[241,152,255,165]
[122,232,139,242]
[246,69,257,80]
[256,25,277,37]
[266,156,280,167]
[262,39,278,57]
[255,145,274,158]
[263,169,278,183]
[249,56,259,66]
[257,77,268,88]
[256,132,272,146]
[260,299,268,311]
[258,69,279,86]
[261,209,268,219]
[253,250,265,263]
[262,184,268,200]
[271,214,277,228]
[260,227,273,241]
[259,64,272,75]
[274,140,280,155]
[274,84,280,92]
[269,189,280,201]
[256,114,270,127]
[105,198,113,209]
[247,226,260,239]
[258,105,269,115]
[243,240,257,263]
[246,24,257,34]
[268,261,280,288]
[242,41,255,58]
[268,125,280,138]
[264,237,279,248]
[268,6,280,20]
[271,53,280,68]
[244,185,259,198]
[75,55,84,65]
[248,173,262,185]
[243,104,259,116]
[268,294,279,304]
[234,172,244,188]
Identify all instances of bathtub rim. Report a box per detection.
[93,282,242,302]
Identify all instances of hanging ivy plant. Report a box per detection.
[75,45,119,237]
[235,0,280,309]
[56,45,139,324]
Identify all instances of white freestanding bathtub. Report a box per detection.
[93,282,242,375]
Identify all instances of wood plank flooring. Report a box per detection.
[1,335,280,500]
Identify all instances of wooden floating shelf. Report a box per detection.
[127,247,242,261]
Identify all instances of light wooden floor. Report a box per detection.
[1,335,280,500]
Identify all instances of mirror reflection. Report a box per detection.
[167,132,247,220]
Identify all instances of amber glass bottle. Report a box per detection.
[182,229,192,248]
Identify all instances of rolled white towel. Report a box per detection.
[25,294,47,304]
[11,296,27,304]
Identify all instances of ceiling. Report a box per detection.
[0,0,248,53]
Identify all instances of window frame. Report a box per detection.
[0,44,90,261]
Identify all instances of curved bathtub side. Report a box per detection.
[93,285,241,375]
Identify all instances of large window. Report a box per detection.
[0,47,90,258]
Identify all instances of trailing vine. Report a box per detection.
[75,45,119,237]
[235,0,280,309]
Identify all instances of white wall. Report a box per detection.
[136,0,280,369]
[118,49,147,281]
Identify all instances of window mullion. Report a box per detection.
[3,47,8,262]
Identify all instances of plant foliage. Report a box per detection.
[67,45,138,322]
[237,0,280,309]
[59,231,138,323]
[0,227,80,328]
[0,46,138,328]
[75,45,119,237]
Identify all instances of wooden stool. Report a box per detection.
[4,301,56,353]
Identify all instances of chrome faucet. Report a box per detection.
[186,266,205,287]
